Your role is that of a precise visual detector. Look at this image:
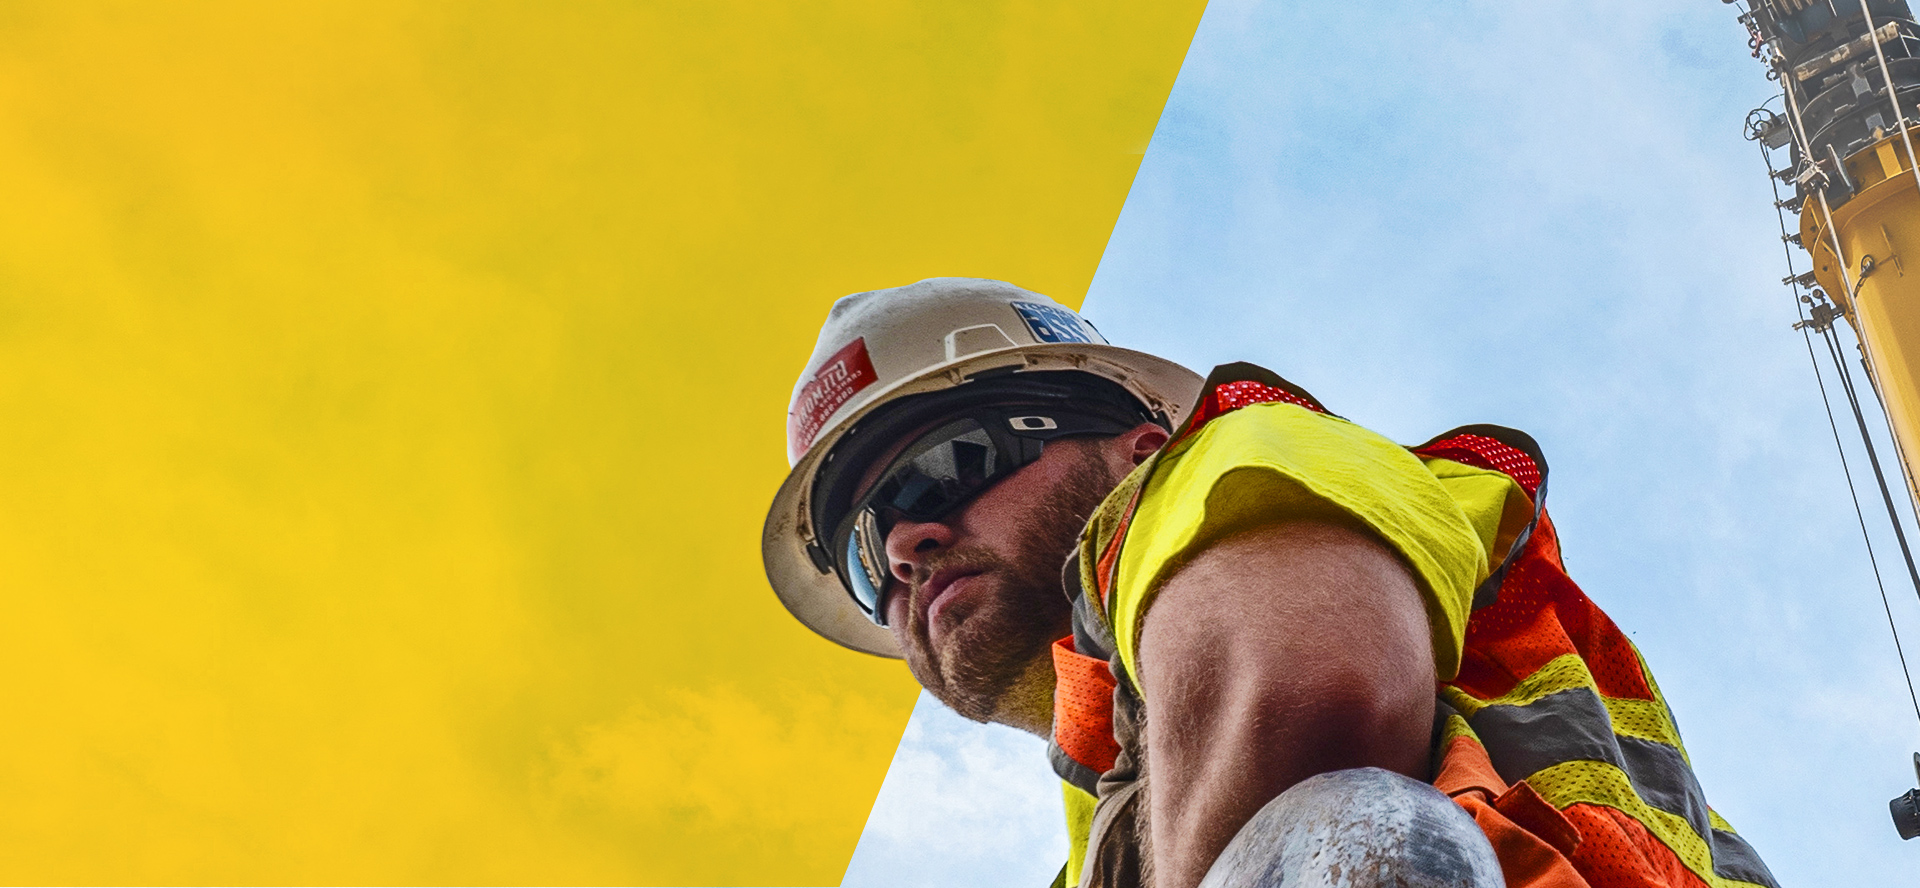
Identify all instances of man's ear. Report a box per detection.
[1126,423,1170,466]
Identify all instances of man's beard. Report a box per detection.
[902,450,1121,725]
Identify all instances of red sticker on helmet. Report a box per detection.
[788,337,879,459]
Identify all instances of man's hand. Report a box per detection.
[1138,519,1437,888]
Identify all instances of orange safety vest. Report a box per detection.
[1047,364,1778,888]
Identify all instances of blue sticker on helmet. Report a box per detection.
[1011,301,1097,345]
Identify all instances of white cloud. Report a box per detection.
[846,2,1920,884]
[840,692,1066,888]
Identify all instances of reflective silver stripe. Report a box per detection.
[1469,689,1709,839]
[1467,687,1781,887]
[1711,827,1780,886]
[1047,740,1103,797]
[1618,733,1713,845]
[1472,686,1620,785]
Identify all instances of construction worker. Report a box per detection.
[763,278,1779,888]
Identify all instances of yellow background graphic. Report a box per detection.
[0,1,1204,883]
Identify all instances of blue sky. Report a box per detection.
[843,3,1920,884]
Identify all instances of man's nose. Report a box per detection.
[884,516,958,584]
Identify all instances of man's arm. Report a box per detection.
[1137,519,1438,888]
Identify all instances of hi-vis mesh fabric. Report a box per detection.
[1052,636,1119,775]
[1045,363,1778,888]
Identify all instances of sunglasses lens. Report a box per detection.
[838,420,1007,627]
[831,407,1123,627]
[876,423,1001,520]
[844,519,888,620]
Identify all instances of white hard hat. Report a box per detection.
[762,277,1202,656]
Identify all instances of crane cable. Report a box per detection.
[1756,129,1920,726]
[1815,309,1920,725]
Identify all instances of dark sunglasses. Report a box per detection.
[827,407,1141,626]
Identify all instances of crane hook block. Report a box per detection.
[1893,753,1920,840]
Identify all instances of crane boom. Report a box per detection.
[1725,0,1920,840]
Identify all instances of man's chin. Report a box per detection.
[925,613,1052,723]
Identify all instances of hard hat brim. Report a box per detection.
[761,342,1203,657]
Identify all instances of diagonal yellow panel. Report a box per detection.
[0,1,1206,883]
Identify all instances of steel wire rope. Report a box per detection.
[1769,4,1920,622]
[1859,0,1920,181]
[1818,276,1920,618]
[1847,0,1920,547]
[1819,314,1920,724]
[1757,133,1920,724]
